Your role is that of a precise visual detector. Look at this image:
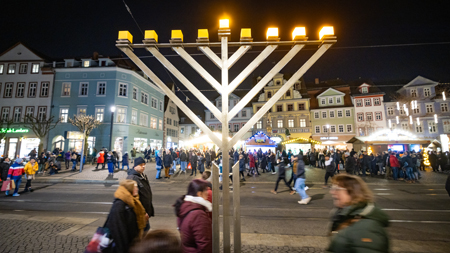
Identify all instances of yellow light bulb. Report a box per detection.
[319,26,334,39]
[219,19,229,29]
[292,27,306,40]
[266,28,279,40]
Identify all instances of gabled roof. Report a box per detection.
[0,42,50,62]
[316,87,346,97]
[399,75,439,91]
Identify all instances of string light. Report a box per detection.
[434,114,438,123]
[417,117,420,125]
[396,116,399,124]
[388,119,392,128]
[423,152,430,166]
[397,102,400,110]
[409,115,413,124]
[443,91,446,101]
[281,137,321,145]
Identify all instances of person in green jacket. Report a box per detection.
[328,174,390,253]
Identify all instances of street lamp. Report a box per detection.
[109,106,116,151]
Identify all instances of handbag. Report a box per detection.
[1,180,11,191]
[169,167,174,175]
[10,180,15,190]
[85,227,113,253]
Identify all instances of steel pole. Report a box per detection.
[212,162,220,253]
[80,129,86,172]
[109,112,114,151]
[221,35,231,253]
[232,161,241,252]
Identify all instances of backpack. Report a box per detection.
[71,153,77,160]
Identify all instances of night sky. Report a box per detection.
[2,0,450,111]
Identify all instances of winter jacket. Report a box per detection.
[328,203,390,253]
[97,152,105,164]
[126,169,155,217]
[190,155,198,170]
[233,151,239,163]
[325,160,336,173]
[104,199,139,253]
[156,155,162,167]
[171,150,178,161]
[163,153,174,167]
[198,157,205,173]
[176,199,212,253]
[56,152,65,162]
[389,155,400,168]
[0,160,11,181]
[205,152,211,164]
[106,154,116,164]
[260,155,267,170]
[239,158,245,172]
[296,155,306,179]
[277,162,288,178]
[28,150,37,159]
[249,154,256,168]
[362,154,371,166]
[180,151,188,162]
[38,155,47,165]
[345,156,355,172]
[7,162,25,178]
[122,153,129,165]
[65,152,71,160]
[131,149,137,157]
[401,155,413,168]
[309,152,316,162]
[24,162,39,175]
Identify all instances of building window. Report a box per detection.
[25,106,34,118]
[401,123,409,130]
[364,99,371,106]
[77,107,86,116]
[40,82,49,97]
[218,101,222,107]
[411,89,417,97]
[329,110,335,118]
[314,112,319,119]
[321,98,326,105]
[4,83,13,98]
[356,99,362,107]
[0,64,3,74]
[140,113,148,127]
[374,98,381,106]
[277,120,283,128]
[328,97,334,104]
[234,124,239,132]
[13,107,22,122]
[366,112,373,121]
[415,122,423,133]
[27,82,37,98]
[169,107,176,114]
[2,107,10,120]
[428,121,437,133]
[336,97,342,104]
[79,82,88,96]
[346,124,352,133]
[286,90,291,97]
[330,125,336,133]
[358,127,365,136]
[267,92,272,98]
[315,125,320,133]
[426,104,434,113]
[159,119,163,130]
[300,119,306,127]
[38,107,46,121]
[399,108,405,115]
[19,63,28,74]
[95,107,104,122]
[323,125,329,133]
[97,82,106,95]
[151,117,157,129]
[118,83,128,97]
[345,109,351,117]
[338,124,344,133]
[361,87,368,93]
[141,92,149,105]
[181,127,184,134]
[151,98,158,108]
[277,105,283,112]
[167,118,171,125]
[60,108,68,123]
[387,107,394,116]
[288,119,294,127]
[31,63,39,74]
[241,110,247,117]
[424,88,431,97]
[287,104,293,111]
[114,107,126,123]
[337,110,343,118]
[298,103,305,110]
[16,83,25,97]
[8,64,16,74]
[131,109,138,124]
[322,111,327,118]
[441,103,449,112]
[257,121,262,129]
[375,112,382,120]
[132,87,137,100]
[62,82,71,96]
[413,107,420,114]
[357,113,364,122]
[83,61,90,67]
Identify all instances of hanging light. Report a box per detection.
[396,116,399,124]
[405,108,409,116]
[411,101,414,109]
[388,119,392,128]
[434,114,438,123]
[443,91,446,101]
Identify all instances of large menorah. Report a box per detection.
[116,19,336,253]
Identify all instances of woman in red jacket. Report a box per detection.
[96,150,105,169]
[174,179,212,253]
[248,153,256,176]
[389,152,401,181]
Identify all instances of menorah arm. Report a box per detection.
[199,46,222,68]
[227,45,251,69]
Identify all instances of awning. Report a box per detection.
[348,136,431,145]
[311,135,354,143]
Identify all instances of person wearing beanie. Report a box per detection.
[103,180,148,253]
[127,157,154,231]
[6,158,25,197]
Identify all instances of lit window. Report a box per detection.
[257,121,262,129]
[40,82,49,97]
[77,107,87,116]
[277,120,283,128]
[300,119,306,127]
[59,108,68,123]
[83,61,90,67]
[8,64,16,74]
[0,64,3,74]
[13,107,22,122]
[151,117,157,129]
[117,107,127,123]
[62,83,71,96]
[31,63,40,74]
[139,113,148,126]
[288,119,294,127]
[361,87,368,93]
[131,110,138,124]
[159,119,163,130]
[95,107,104,122]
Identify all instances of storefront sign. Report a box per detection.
[66,131,84,140]
[137,130,148,135]
[0,128,29,133]
[320,137,338,140]
[255,136,266,143]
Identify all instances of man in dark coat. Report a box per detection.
[163,150,174,178]
[429,151,438,172]
[190,152,198,176]
[344,152,355,174]
[126,157,154,231]
[362,151,371,177]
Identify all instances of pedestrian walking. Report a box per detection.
[155,152,162,179]
[23,158,38,192]
[5,158,25,197]
[103,179,148,253]
[70,151,78,171]
[164,150,174,179]
[131,147,137,163]
[130,229,182,253]
[127,157,154,231]
[174,179,212,253]
[96,150,105,169]
[0,157,11,182]
[38,152,46,173]
[271,158,295,195]
[64,150,71,170]
[293,154,311,204]
[344,152,355,175]
[180,149,188,173]
[323,155,336,188]
[239,154,246,181]
[327,174,389,252]
[122,152,130,170]
[106,151,116,176]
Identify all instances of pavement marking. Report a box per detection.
[382,209,450,212]
[374,188,390,190]
[390,220,450,224]
[375,193,392,195]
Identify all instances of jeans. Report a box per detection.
[6,176,22,195]
[172,161,177,172]
[392,167,399,180]
[181,161,187,171]
[122,163,129,170]
[177,158,180,165]
[107,162,114,173]
[294,178,309,200]
[268,162,272,172]
[406,167,414,180]
[25,179,32,190]
[72,160,77,170]
[288,174,297,187]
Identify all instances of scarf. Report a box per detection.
[114,186,147,237]
[184,195,212,212]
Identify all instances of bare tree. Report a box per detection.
[68,115,101,156]
[22,114,60,154]
[0,118,14,141]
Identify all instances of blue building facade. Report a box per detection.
[48,57,165,156]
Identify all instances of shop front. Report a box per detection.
[1,127,40,159]
[282,137,321,155]
[311,135,354,151]
[245,132,277,153]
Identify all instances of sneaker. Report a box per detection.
[271,190,277,195]
[5,191,9,196]
[305,186,309,191]
[13,193,20,197]
[271,172,277,175]
[299,197,311,205]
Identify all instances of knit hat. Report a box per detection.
[134,157,146,166]
[120,179,137,194]
[15,158,23,164]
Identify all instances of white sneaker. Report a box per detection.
[299,197,311,205]
[271,172,277,175]
[305,186,309,191]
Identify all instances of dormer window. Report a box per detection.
[99,60,106,67]
[286,90,291,97]
[83,60,90,67]
[361,87,368,93]
[336,97,341,104]
[411,89,417,97]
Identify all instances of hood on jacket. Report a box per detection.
[341,203,389,228]
[127,168,142,177]
[177,199,209,218]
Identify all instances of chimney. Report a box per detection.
[315,78,319,84]
[93,51,99,60]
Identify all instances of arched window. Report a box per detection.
[286,90,291,97]
[267,92,272,98]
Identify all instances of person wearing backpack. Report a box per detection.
[71,151,78,171]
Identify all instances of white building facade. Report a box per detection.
[0,43,54,158]
[352,83,387,136]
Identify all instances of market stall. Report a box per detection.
[282,137,321,155]
[245,132,277,153]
